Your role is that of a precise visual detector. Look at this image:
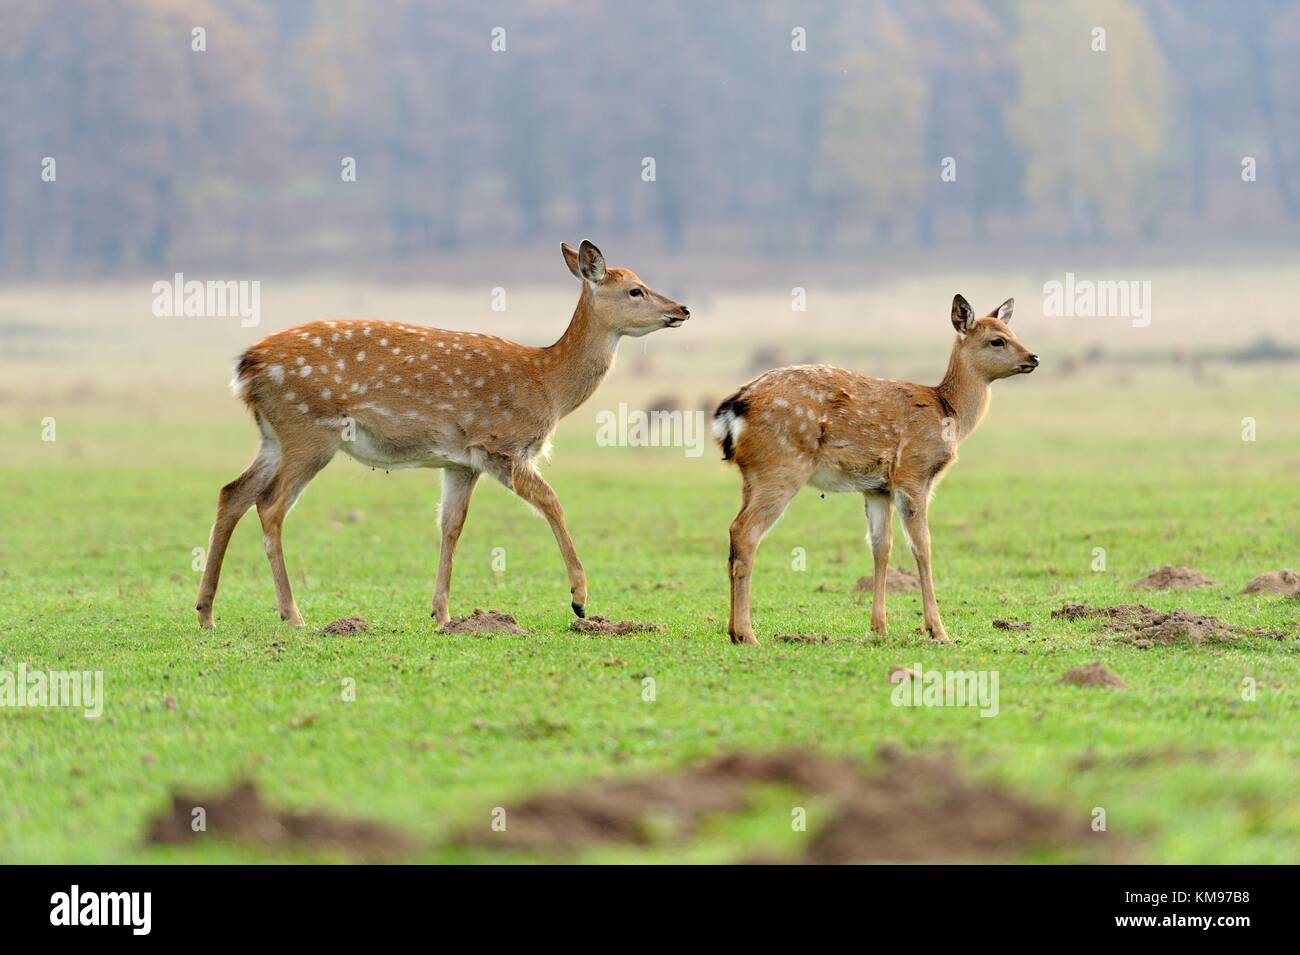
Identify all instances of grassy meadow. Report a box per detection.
[1,269,1298,863]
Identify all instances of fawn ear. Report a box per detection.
[577,240,607,284]
[951,294,975,334]
[988,298,1014,323]
[561,242,582,279]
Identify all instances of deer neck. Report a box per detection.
[543,289,619,416]
[935,341,992,442]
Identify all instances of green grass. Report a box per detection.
[1,366,1298,863]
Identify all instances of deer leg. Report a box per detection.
[255,432,337,627]
[896,488,949,643]
[431,466,480,625]
[508,460,588,618]
[195,426,279,628]
[864,493,893,636]
[728,468,806,646]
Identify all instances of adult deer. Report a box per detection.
[712,295,1037,645]
[196,241,690,629]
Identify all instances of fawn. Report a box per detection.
[195,241,690,629]
[712,295,1037,645]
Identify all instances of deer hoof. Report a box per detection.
[571,601,586,618]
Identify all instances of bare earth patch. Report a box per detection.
[455,748,1094,863]
[1052,603,1288,643]
[1129,565,1216,590]
[144,781,415,861]
[992,619,1032,632]
[1057,662,1127,688]
[853,568,922,595]
[321,616,367,635]
[1242,569,1300,596]
[438,609,527,636]
[570,615,661,636]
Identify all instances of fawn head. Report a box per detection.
[562,240,690,337]
[951,295,1039,380]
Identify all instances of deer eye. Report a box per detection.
[628,288,643,298]
[989,338,1006,347]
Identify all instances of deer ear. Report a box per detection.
[577,240,607,284]
[988,298,1014,323]
[561,242,581,279]
[951,294,975,334]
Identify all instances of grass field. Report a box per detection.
[2,278,1298,863]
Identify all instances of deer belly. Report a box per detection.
[809,467,889,494]
[340,423,473,471]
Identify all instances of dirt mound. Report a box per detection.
[992,619,1032,632]
[1052,603,1287,643]
[321,616,367,635]
[570,615,661,636]
[1242,569,1300,596]
[457,748,1093,863]
[1129,565,1216,590]
[852,568,921,597]
[1057,662,1126,688]
[144,781,415,861]
[1053,602,1155,622]
[802,750,1090,864]
[438,609,526,636]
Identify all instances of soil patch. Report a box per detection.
[1052,603,1287,643]
[456,748,1094,863]
[1129,565,1215,590]
[144,781,415,861]
[438,609,527,636]
[1242,569,1300,596]
[1057,662,1126,688]
[570,615,661,636]
[321,616,367,635]
[853,568,921,595]
[992,619,1032,632]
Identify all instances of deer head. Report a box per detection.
[561,240,690,338]
[950,295,1039,381]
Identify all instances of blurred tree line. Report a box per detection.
[0,0,1297,274]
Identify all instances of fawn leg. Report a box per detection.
[431,466,480,625]
[195,427,279,628]
[728,468,806,646]
[508,460,588,618]
[897,489,949,643]
[255,433,337,627]
[864,493,893,635]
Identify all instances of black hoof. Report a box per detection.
[572,602,586,619]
